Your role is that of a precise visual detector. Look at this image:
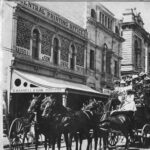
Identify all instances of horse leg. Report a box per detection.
[35,132,39,150]
[103,132,108,150]
[86,133,92,150]
[51,136,56,150]
[57,133,61,150]
[64,132,69,150]
[68,132,73,150]
[124,133,129,150]
[74,133,78,150]
[79,132,83,150]
[99,137,101,150]
[93,131,98,150]
[44,136,48,150]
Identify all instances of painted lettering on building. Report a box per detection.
[19,1,87,38]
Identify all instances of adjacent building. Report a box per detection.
[121,8,150,76]
[86,3,124,92]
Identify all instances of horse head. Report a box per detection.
[28,94,41,114]
[40,95,52,110]
[41,96,57,118]
[83,99,104,116]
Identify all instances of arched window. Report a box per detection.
[32,29,40,59]
[115,26,119,35]
[91,9,96,19]
[53,38,59,65]
[70,45,76,70]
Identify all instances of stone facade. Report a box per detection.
[86,3,124,92]
[13,1,87,84]
[38,2,124,93]
[121,8,150,75]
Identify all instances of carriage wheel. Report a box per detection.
[8,118,25,150]
[141,124,150,147]
[108,131,119,146]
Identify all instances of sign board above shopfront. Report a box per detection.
[19,1,87,39]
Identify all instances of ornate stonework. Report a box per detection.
[40,27,54,56]
[60,36,70,62]
[16,16,33,50]
[76,43,84,67]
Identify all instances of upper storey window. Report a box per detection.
[53,38,59,65]
[32,29,40,59]
[91,9,96,19]
[99,12,113,31]
[115,26,119,35]
[70,45,76,70]
[90,50,95,70]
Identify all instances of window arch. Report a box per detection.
[32,28,40,59]
[53,38,59,65]
[70,45,76,70]
[91,9,96,19]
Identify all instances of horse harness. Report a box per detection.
[83,110,94,120]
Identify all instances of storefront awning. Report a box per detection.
[11,70,109,98]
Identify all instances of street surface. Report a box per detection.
[3,137,150,150]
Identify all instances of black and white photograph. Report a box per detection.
[1,0,150,150]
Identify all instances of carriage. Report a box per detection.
[107,75,150,148]
[4,89,109,150]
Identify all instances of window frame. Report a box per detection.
[69,44,76,70]
[90,49,95,70]
[31,27,41,60]
[53,37,59,65]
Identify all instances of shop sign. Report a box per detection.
[103,88,111,95]
[19,1,87,38]
[11,88,65,93]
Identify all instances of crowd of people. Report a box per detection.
[107,72,150,120]
[114,72,150,105]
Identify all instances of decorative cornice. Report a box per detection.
[16,4,88,42]
[14,57,86,80]
[87,17,124,42]
[121,22,150,43]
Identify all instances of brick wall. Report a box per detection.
[16,16,33,50]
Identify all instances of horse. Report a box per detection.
[27,94,50,150]
[41,95,77,150]
[99,95,133,150]
[42,97,104,150]
[82,100,105,150]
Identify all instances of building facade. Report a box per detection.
[40,2,124,92]
[121,8,150,76]
[2,1,110,121]
[86,3,124,92]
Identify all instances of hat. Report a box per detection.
[144,76,150,81]
[120,80,125,84]
[132,74,138,79]
[139,72,146,77]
